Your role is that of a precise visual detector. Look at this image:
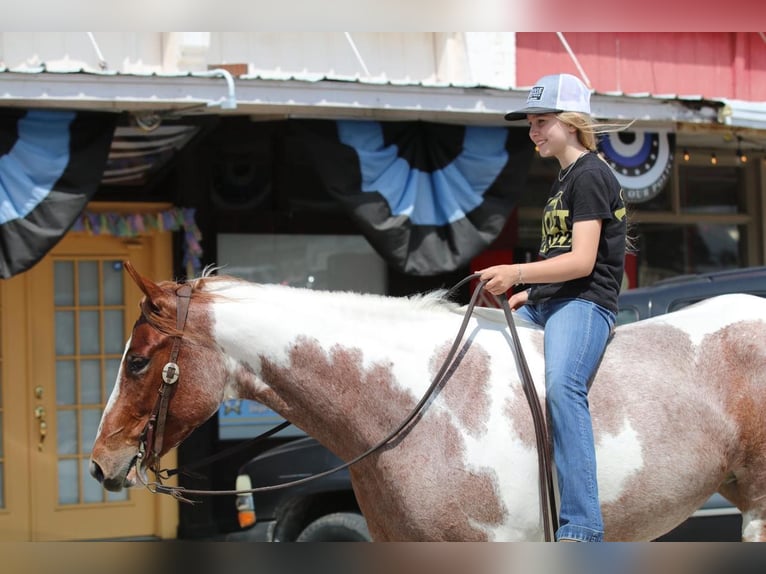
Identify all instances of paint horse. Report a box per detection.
[90,263,766,541]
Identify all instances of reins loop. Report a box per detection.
[134,274,558,541]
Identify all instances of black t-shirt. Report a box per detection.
[527,152,626,313]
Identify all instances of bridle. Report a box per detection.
[136,282,192,486]
[131,275,559,541]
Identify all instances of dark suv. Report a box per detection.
[616,266,766,326]
[227,266,766,542]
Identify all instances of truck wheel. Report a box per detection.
[296,512,371,542]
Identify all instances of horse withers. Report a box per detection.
[90,262,766,541]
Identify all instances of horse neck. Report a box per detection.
[209,282,446,459]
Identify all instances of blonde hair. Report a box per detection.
[557,112,634,151]
[557,111,638,254]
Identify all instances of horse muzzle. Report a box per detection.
[89,454,146,492]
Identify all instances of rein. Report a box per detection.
[135,274,558,541]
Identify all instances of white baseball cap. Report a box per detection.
[504,73,591,121]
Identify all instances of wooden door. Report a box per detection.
[0,275,31,540]
[0,228,178,540]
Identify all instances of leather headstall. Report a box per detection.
[137,282,193,484]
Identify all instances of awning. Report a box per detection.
[718,99,766,130]
[0,67,731,128]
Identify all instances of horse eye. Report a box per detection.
[126,355,150,374]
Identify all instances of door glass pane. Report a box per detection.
[80,360,101,404]
[103,261,124,306]
[58,459,78,504]
[104,310,124,354]
[55,311,75,355]
[56,360,76,405]
[78,261,99,306]
[79,311,100,355]
[54,261,75,306]
[82,458,103,503]
[57,410,77,455]
[80,409,102,455]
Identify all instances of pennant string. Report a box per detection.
[73,207,203,275]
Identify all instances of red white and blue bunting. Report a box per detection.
[599,129,675,203]
[0,109,117,278]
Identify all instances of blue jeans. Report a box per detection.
[515,298,615,542]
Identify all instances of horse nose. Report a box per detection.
[89,459,104,484]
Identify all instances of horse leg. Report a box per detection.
[718,471,766,542]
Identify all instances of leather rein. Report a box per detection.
[134,274,558,541]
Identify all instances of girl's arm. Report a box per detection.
[479,219,602,296]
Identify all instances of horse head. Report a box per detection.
[89,262,227,492]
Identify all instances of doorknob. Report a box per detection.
[34,406,48,451]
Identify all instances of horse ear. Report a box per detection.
[124,260,166,304]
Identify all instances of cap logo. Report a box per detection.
[527,86,544,102]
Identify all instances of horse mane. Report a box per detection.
[136,268,461,342]
[136,266,240,341]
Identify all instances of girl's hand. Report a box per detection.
[478,265,521,296]
[507,289,529,310]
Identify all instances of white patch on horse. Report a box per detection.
[595,418,644,503]
[742,513,765,542]
[97,337,131,433]
[648,293,766,346]
[455,389,539,539]
[211,283,460,394]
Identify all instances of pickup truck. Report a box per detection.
[227,266,766,542]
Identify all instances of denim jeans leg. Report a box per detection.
[542,299,613,542]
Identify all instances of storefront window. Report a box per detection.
[514,152,755,289]
[215,233,387,439]
[634,222,746,285]
[679,166,745,214]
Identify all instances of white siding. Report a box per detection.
[0,32,163,73]
[209,33,439,83]
[0,32,517,88]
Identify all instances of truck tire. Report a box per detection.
[296,512,371,542]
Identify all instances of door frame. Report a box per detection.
[0,275,32,540]
[1,201,179,540]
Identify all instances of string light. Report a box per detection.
[682,148,690,161]
[736,136,748,163]
[710,153,717,165]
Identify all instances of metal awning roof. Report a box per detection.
[0,67,734,129]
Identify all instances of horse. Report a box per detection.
[89,262,766,541]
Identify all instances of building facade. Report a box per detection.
[1,32,765,540]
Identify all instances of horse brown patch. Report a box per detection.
[592,323,740,540]
[430,341,491,438]
[696,320,766,523]
[258,336,409,460]
[258,335,505,540]
[351,409,505,541]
